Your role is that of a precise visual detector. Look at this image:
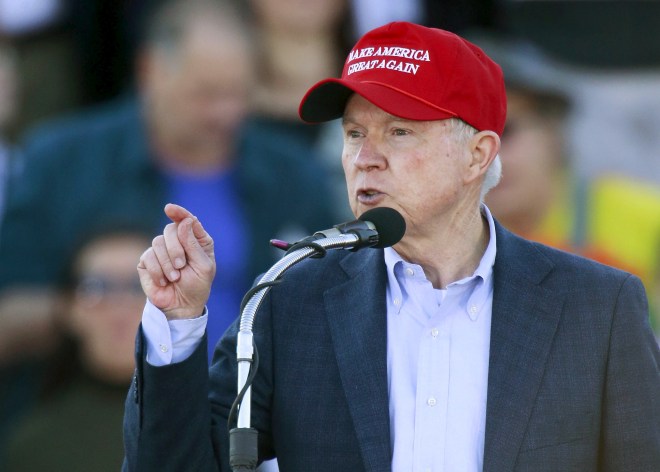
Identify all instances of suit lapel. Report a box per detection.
[319,225,564,471]
[483,225,564,472]
[324,250,392,472]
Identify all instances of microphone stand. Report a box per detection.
[229,232,364,471]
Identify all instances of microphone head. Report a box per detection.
[358,207,406,248]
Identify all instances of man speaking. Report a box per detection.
[123,22,660,471]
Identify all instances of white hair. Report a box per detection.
[481,153,502,200]
[447,118,502,200]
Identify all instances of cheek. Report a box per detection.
[425,160,469,206]
[341,140,363,165]
[401,154,453,190]
[341,150,357,184]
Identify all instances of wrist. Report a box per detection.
[163,306,206,320]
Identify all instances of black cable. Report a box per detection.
[227,338,260,431]
[227,279,280,431]
[284,240,327,258]
[226,240,325,431]
[238,280,281,315]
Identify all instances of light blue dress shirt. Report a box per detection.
[384,205,496,472]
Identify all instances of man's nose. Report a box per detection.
[351,137,387,171]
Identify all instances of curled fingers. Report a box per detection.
[152,222,186,282]
[138,246,168,288]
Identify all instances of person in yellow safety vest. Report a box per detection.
[482,41,660,338]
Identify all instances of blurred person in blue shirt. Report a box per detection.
[0,0,336,367]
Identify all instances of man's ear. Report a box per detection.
[465,130,500,184]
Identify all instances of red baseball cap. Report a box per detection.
[299,22,507,136]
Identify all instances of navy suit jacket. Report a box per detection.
[123,222,660,471]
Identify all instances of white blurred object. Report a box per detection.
[257,458,279,471]
[350,0,422,36]
[565,70,660,185]
[0,0,65,35]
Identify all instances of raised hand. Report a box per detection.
[137,204,216,320]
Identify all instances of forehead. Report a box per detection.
[342,94,450,135]
[343,94,415,124]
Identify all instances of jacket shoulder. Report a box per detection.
[495,221,638,292]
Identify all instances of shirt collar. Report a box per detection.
[473,204,497,281]
[384,204,497,318]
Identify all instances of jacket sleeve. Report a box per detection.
[600,274,660,471]
[123,326,222,472]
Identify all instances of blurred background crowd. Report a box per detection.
[0,0,658,470]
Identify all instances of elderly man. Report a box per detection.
[124,22,660,472]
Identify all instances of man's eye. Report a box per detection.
[347,130,362,138]
[392,128,409,136]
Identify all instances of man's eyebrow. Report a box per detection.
[342,114,413,126]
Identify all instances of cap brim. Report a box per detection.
[298,79,353,123]
[299,78,458,123]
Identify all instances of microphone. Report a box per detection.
[271,207,406,252]
[231,207,405,471]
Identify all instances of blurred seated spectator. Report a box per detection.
[477,36,660,336]
[3,224,150,471]
[249,0,350,121]
[0,0,336,368]
[500,1,660,186]
[0,0,83,135]
[246,0,353,219]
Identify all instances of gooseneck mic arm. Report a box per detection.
[228,208,406,471]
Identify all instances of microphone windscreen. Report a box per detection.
[358,207,406,248]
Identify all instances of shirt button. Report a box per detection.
[393,298,401,306]
[159,344,169,353]
[431,328,439,338]
[427,397,437,407]
[470,305,478,315]
[405,268,414,277]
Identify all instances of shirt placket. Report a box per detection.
[412,289,452,472]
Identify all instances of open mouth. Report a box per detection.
[357,189,384,204]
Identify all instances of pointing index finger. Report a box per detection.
[164,203,195,224]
